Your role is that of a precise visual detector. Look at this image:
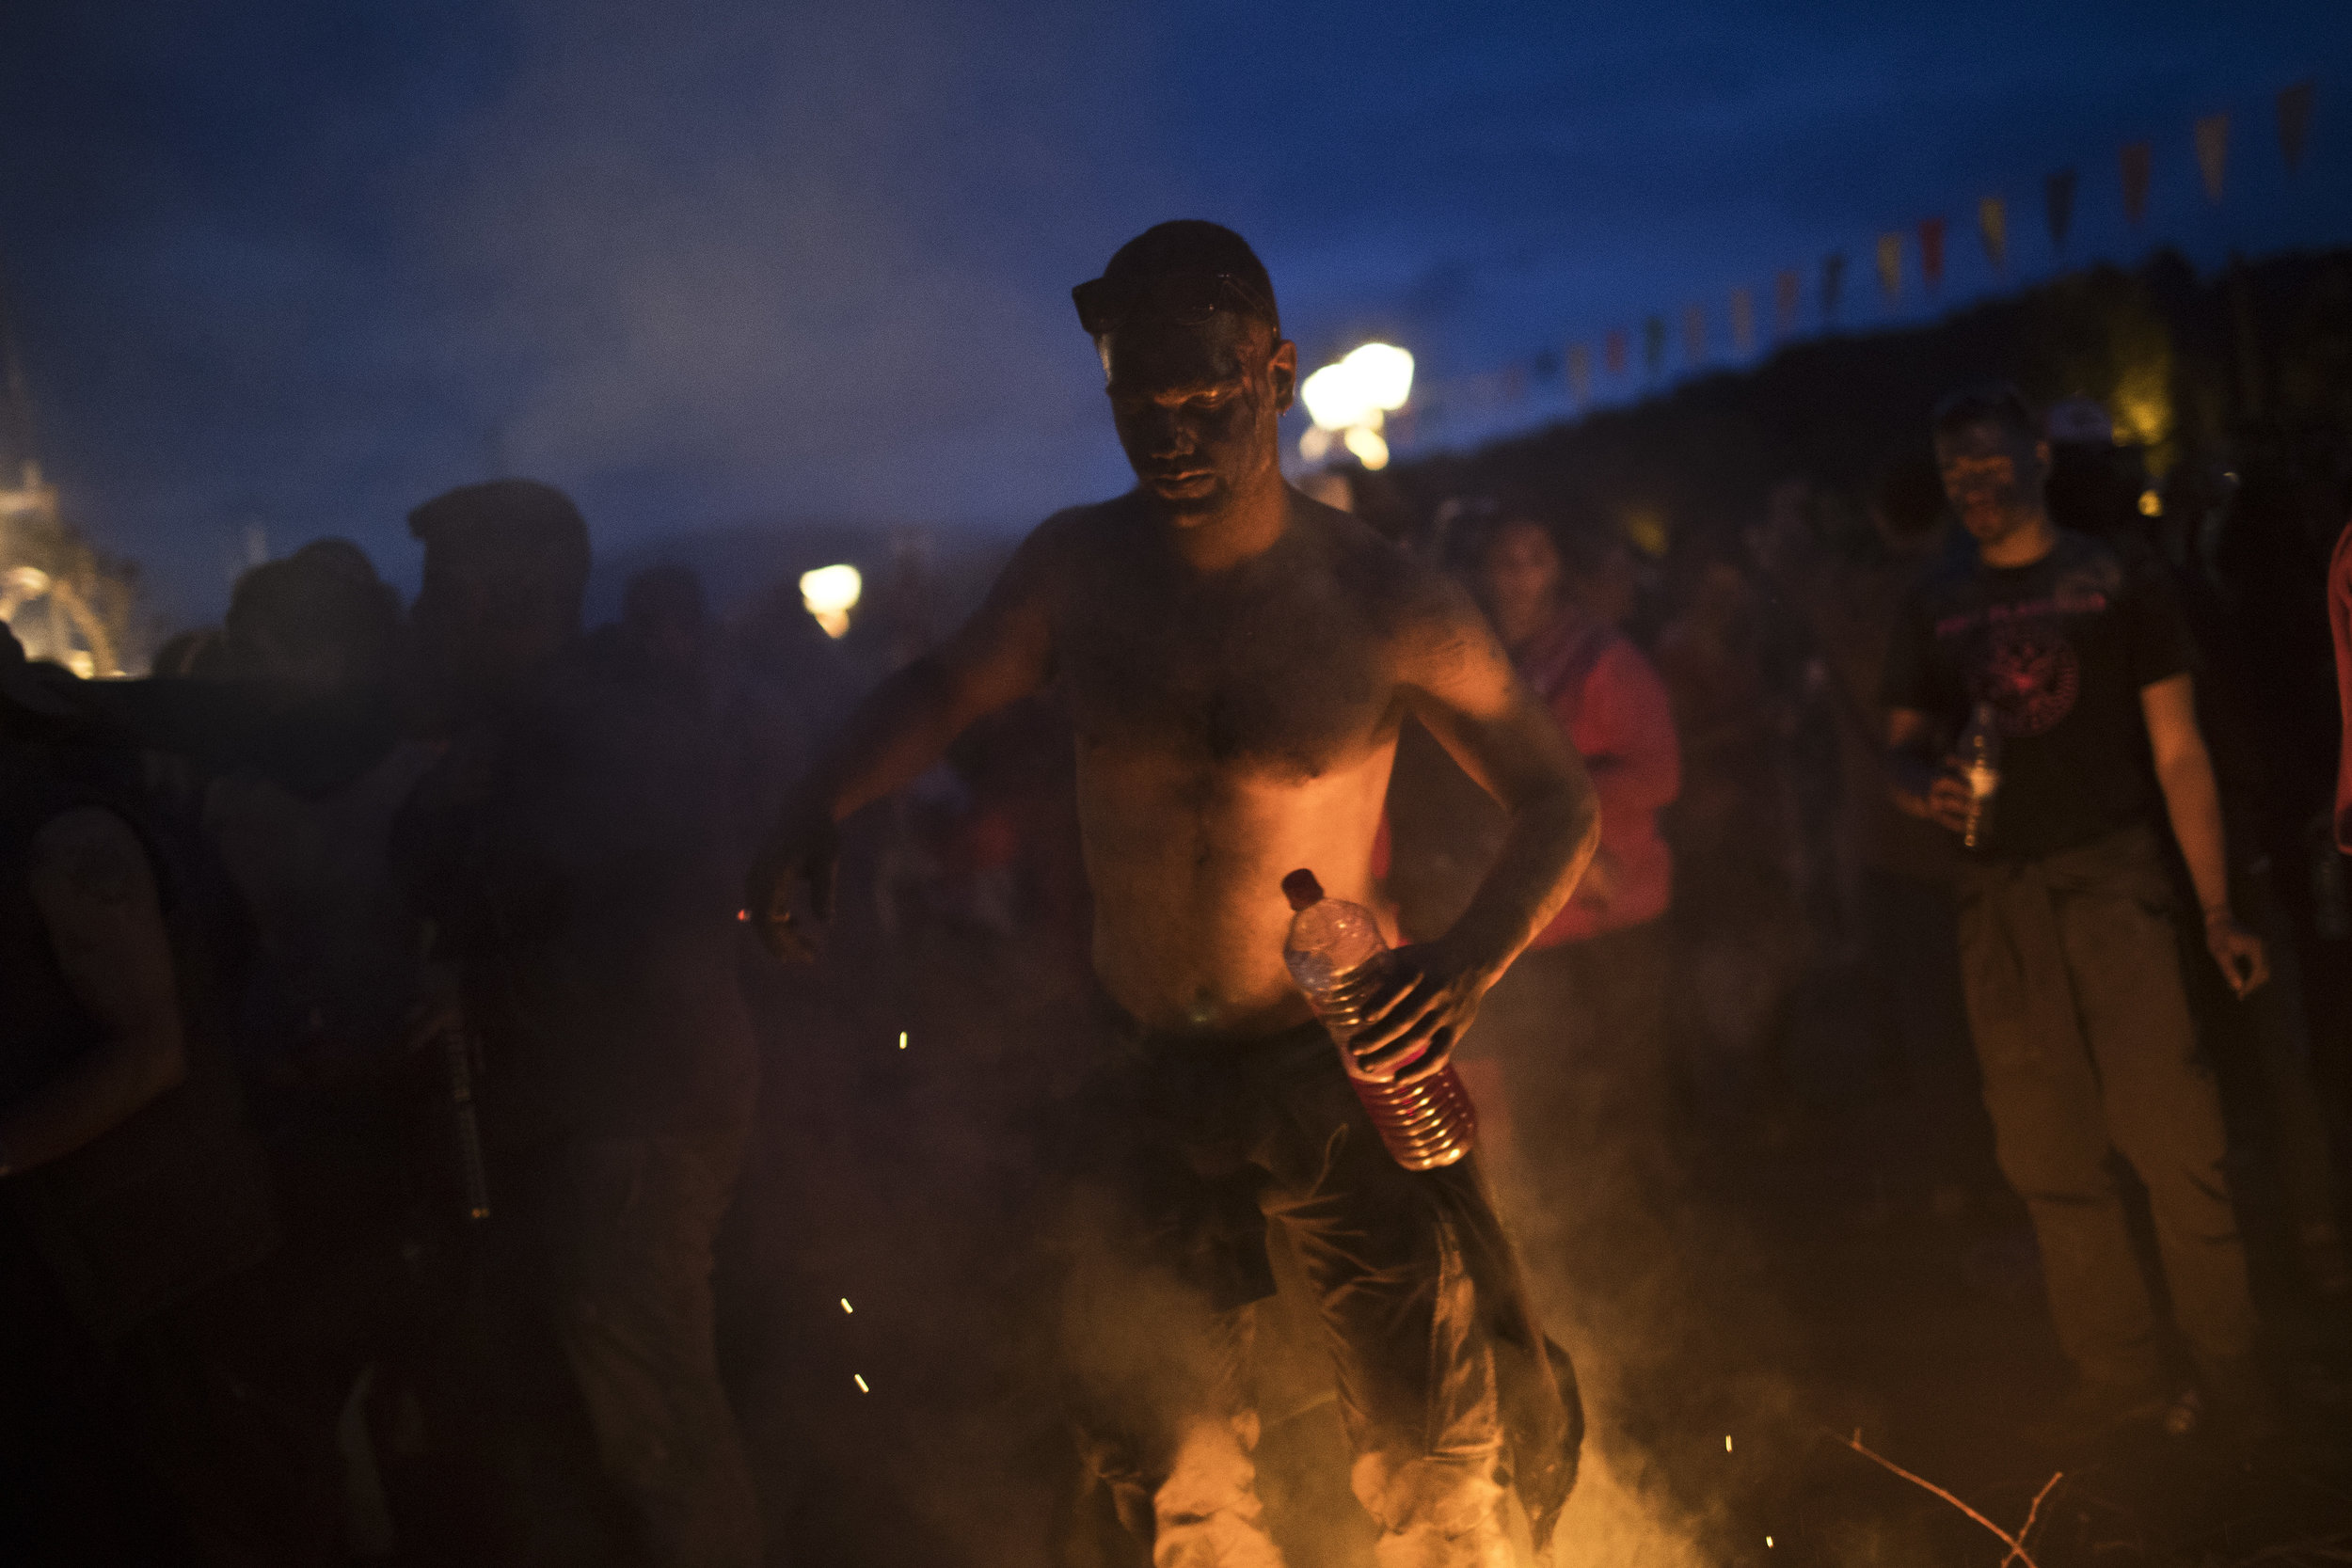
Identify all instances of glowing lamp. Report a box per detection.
[800,563,863,640]
[1300,342,1415,433]
[1301,364,1375,433]
[1344,342,1414,414]
[1343,424,1391,470]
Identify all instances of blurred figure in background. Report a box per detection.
[209,542,433,1098]
[617,563,715,694]
[1803,453,1982,1204]
[1466,509,1680,1184]
[201,540,451,1555]
[401,482,763,1568]
[1656,551,1808,1130]
[1884,385,2269,1444]
[0,626,314,1563]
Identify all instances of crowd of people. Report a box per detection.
[3,217,2351,1568]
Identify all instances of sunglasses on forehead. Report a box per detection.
[1071,271,1277,338]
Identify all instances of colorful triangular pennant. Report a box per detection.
[1979,195,2008,271]
[2120,141,2152,228]
[2196,112,2230,202]
[1918,217,1947,291]
[1876,231,1902,304]
[1774,270,1800,337]
[1605,328,1628,378]
[1567,343,1592,406]
[1730,287,1755,355]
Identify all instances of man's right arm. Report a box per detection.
[745,515,1063,951]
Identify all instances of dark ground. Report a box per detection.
[712,817,2352,1567]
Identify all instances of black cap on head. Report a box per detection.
[409,480,589,575]
[1074,220,1279,339]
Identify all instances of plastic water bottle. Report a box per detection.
[1281,868,1477,1171]
[1958,701,2003,851]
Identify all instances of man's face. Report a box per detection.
[1936,420,2050,548]
[1103,311,1295,522]
[1481,520,1562,642]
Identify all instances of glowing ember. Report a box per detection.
[898,1031,908,1050]
[852,1374,870,1394]
[840,1297,854,1314]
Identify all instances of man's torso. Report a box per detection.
[1038,492,1438,1037]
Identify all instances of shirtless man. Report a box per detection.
[747,222,1597,1566]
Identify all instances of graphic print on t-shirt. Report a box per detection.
[1973,617,2080,736]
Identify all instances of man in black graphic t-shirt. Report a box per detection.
[1883,385,2270,1444]
[1886,530,2191,857]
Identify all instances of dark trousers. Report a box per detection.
[1068,1024,1578,1565]
[1954,825,2256,1391]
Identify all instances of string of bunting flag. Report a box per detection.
[1385,77,2321,442]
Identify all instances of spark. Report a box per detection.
[853,1374,870,1393]
[1724,1434,1733,1453]
[840,1297,854,1314]
[1765,1537,1774,1549]
[898,1031,908,1050]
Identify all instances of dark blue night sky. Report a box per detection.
[3,1,2348,620]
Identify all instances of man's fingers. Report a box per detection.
[1391,1024,1458,1084]
[1353,990,1449,1067]
[1350,976,1443,1051]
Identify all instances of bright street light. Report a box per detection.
[800,563,863,639]
[1300,341,1415,432]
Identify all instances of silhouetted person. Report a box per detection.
[1807,453,1977,1175]
[1656,552,1806,1125]
[1884,385,2270,1444]
[0,626,310,1563]
[401,481,762,1567]
[745,222,1594,1566]
[1467,512,1680,1178]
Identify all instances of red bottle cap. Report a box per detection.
[1281,869,1324,911]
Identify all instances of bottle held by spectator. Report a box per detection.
[1959,701,2003,850]
[1281,869,1477,1171]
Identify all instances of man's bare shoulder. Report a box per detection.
[997,494,1148,594]
[1289,492,1486,657]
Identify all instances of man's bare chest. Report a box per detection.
[1055,587,1396,779]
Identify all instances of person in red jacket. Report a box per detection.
[1466,510,1682,1187]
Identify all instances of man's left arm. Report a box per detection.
[1350,583,1599,1080]
[2142,673,2267,998]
